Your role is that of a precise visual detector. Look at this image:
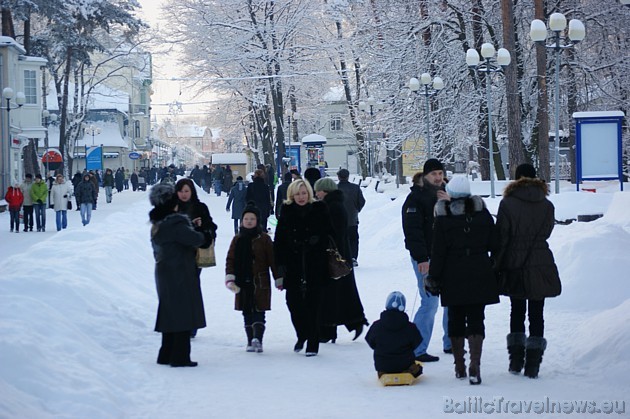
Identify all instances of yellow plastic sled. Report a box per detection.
[379,373,416,386]
[378,361,423,386]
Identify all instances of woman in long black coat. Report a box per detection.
[246,169,272,230]
[314,178,368,343]
[175,178,218,338]
[149,184,211,367]
[273,179,334,356]
[493,163,560,379]
[427,176,498,385]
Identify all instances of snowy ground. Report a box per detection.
[1,178,629,419]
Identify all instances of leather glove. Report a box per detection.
[424,275,441,297]
[225,279,240,294]
[275,277,284,290]
[37,199,43,204]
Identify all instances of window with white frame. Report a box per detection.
[330,113,343,132]
[24,70,37,104]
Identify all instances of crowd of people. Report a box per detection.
[4,158,560,384]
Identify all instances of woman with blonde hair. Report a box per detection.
[274,179,334,356]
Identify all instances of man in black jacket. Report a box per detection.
[401,158,451,362]
[336,169,365,267]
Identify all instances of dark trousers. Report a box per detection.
[510,297,545,337]
[348,225,359,260]
[23,205,33,230]
[286,286,322,353]
[157,331,192,365]
[243,311,265,327]
[448,304,486,337]
[9,209,20,231]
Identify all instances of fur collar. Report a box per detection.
[502,177,549,202]
[434,195,485,217]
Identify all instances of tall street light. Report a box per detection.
[530,13,585,194]
[359,97,383,178]
[42,110,58,178]
[408,73,444,158]
[466,43,511,198]
[84,124,101,146]
[2,87,25,193]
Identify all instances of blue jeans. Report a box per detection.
[213,180,222,196]
[410,257,451,355]
[80,203,93,225]
[105,186,113,203]
[34,203,46,231]
[55,210,68,231]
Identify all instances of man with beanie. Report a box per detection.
[365,291,423,378]
[493,163,560,379]
[336,168,366,266]
[401,158,451,362]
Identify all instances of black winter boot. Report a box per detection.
[524,336,547,378]
[245,325,255,352]
[467,335,484,385]
[507,332,526,374]
[450,336,467,379]
[252,322,265,353]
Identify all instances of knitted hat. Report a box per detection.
[242,201,260,221]
[423,158,444,175]
[515,163,536,180]
[314,177,337,193]
[446,175,471,198]
[149,184,177,210]
[385,291,406,312]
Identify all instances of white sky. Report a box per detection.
[136,0,217,121]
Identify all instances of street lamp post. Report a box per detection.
[42,110,58,178]
[408,73,444,158]
[530,13,585,194]
[466,43,511,199]
[2,87,25,192]
[83,124,101,171]
[359,97,383,177]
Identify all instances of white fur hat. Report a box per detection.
[446,175,471,198]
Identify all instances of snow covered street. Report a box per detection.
[1,180,629,418]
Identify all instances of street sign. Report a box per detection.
[128,152,141,160]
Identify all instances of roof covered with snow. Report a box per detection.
[211,153,248,164]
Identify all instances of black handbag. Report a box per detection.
[67,201,72,210]
[326,236,352,280]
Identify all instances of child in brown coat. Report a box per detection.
[225,203,281,353]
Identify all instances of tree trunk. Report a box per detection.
[501,0,526,179]
[58,47,73,174]
[534,0,550,181]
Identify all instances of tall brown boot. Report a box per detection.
[450,336,467,379]
[467,335,484,385]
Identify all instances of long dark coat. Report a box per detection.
[151,213,207,333]
[336,179,365,227]
[493,178,561,300]
[226,181,247,220]
[225,233,279,311]
[429,196,500,307]
[273,200,334,291]
[246,177,272,218]
[365,310,422,373]
[321,190,367,328]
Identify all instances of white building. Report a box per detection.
[0,36,47,193]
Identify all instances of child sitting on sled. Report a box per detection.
[365,291,423,378]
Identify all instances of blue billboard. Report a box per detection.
[86,146,103,170]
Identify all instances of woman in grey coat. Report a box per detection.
[149,184,211,367]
